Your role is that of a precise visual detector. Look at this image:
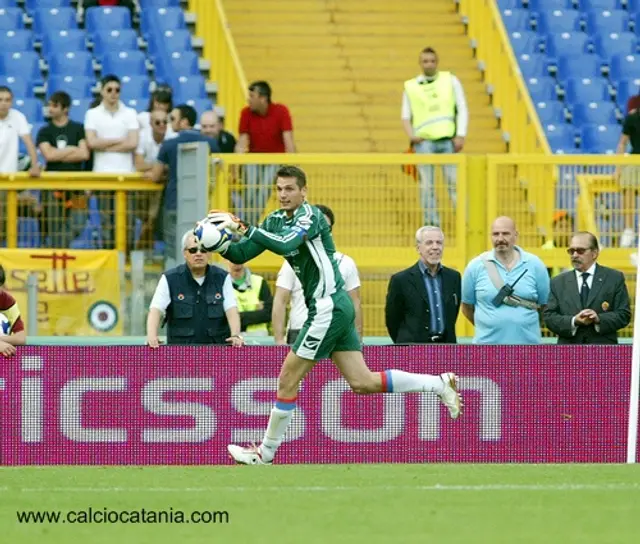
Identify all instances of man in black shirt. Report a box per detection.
[200,110,237,153]
[37,91,90,247]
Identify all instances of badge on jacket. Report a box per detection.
[215,293,222,300]
[177,294,185,300]
[601,301,609,312]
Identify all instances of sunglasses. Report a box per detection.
[105,87,120,94]
[187,247,208,254]
[153,120,168,126]
[567,247,590,255]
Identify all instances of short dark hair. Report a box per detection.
[248,80,272,103]
[316,204,335,228]
[49,91,71,110]
[101,74,121,88]
[174,104,197,128]
[0,264,5,287]
[148,88,173,113]
[420,46,438,58]
[0,86,12,97]
[276,165,307,188]
[575,231,599,251]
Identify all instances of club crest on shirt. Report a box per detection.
[601,301,610,312]
[215,293,222,300]
[177,294,185,300]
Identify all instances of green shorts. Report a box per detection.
[293,289,362,360]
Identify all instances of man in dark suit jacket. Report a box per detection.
[385,226,461,343]
[543,231,631,344]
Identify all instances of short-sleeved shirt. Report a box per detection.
[622,110,640,153]
[276,251,360,330]
[0,290,24,334]
[461,247,550,345]
[156,129,220,211]
[0,109,30,173]
[36,120,86,171]
[238,103,293,153]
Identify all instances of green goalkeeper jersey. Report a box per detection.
[223,203,345,305]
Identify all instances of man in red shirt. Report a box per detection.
[0,265,26,357]
[234,81,296,225]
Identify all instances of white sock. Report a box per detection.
[260,401,296,462]
[382,370,444,394]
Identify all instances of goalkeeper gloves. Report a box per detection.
[207,209,251,236]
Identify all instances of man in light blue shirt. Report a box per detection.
[461,216,550,344]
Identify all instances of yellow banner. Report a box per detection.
[0,249,122,336]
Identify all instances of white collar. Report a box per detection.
[575,263,597,279]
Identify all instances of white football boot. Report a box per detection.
[438,372,463,420]
[227,443,272,465]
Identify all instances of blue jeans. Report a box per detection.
[231,164,279,226]
[414,139,457,227]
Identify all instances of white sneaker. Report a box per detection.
[227,443,272,465]
[621,228,635,248]
[438,372,463,420]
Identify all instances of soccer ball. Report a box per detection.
[0,314,10,336]
[193,219,232,253]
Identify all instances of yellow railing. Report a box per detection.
[189,0,247,137]
[458,0,549,154]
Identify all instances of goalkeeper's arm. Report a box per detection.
[244,225,307,256]
[222,237,266,264]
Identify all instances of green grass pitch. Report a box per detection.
[1,464,639,543]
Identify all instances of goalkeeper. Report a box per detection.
[209,165,463,465]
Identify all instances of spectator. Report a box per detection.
[0,86,40,176]
[138,87,175,142]
[402,47,468,228]
[272,204,362,345]
[461,216,550,345]
[234,80,296,225]
[627,89,640,114]
[385,226,461,344]
[146,230,243,347]
[148,104,219,267]
[0,264,26,357]
[543,231,631,344]
[37,91,90,247]
[82,0,135,15]
[227,262,273,336]
[200,110,236,153]
[615,107,640,248]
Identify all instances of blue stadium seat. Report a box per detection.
[25,0,70,15]
[48,51,94,78]
[119,75,150,100]
[32,8,77,41]
[70,196,103,250]
[47,75,94,99]
[84,7,132,36]
[610,54,640,80]
[169,75,208,102]
[580,0,621,9]
[92,29,138,59]
[615,78,640,108]
[563,77,611,103]
[545,33,591,57]
[501,9,532,32]
[41,30,87,58]
[545,124,576,151]
[13,98,44,123]
[0,52,42,86]
[518,54,551,78]
[0,8,23,31]
[18,218,41,249]
[140,8,187,40]
[557,55,604,80]
[528,0,575,10]
[509,31,541,55]
[68,98,93,124]
[138,0,181,6]
[0,75,33,98]
[100,50,147,78]
[537,11,583,35]
[593,32,637,58]
[585,10,629,34]
[122,97,146,110]
[146,29,193,59]
[155,51,200,82]
[535,101,566,125]
[580,124,621,153]
[571,102,618,125]
[186,98,214,117]
[0,30,33,52]
[526,76,558,101]
[0,0,17,7]
[19,122,46,158]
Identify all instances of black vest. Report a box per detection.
[165,264,231,345]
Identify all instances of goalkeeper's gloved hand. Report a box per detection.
[207,209,250,236]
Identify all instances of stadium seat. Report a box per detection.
[70,196,103,250]
[526,77,558,101]
[122,97,146,110]
[563,77,611,103]
[509,31,541,55]
[0,8,23,31]
[138,0,181,6]
[580,124,621,153]
[140,8,187,40]
[571,102,618,125]
[535,101,566,125]
[537,11,583,35]
[84,7,132,36]
[615,78,640,109]
[545,124,577,151]
[32,8,78,41]
[610,54,640,80]
[155,51,200,82]
[518,54,551,78]
[119,75,151,100]
[557,55,604,80]
[0,0,16,7]
[47,51,94,78]
[545,33,591,57]
[585,10,630,34]
[18,218,41,249]
[41,30,87,59]
[593,32,637,58]
[186,98,215,117]
[13,98,44,123]
[68,98,93,124]
[0,75,33,98]
[92,29,138,60]
[0,52,42,86]
[501,9,532,33]
[528,0,575,9]
[580,0,621,9]
[47,75,94,99]
[168,75,208,102]
[0,30,33,52]
[24,0,70,15]
[100,50,147,78]
[146,29,193,59]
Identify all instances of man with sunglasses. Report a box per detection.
[146,230,243,347]
[543,232,631,344]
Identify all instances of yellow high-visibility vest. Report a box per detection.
[234,274,268,334]
[404,71,456,140]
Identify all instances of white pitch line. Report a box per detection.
[13,483,640,493]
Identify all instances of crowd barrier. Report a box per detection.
[0,345,634,465]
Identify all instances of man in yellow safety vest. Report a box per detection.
[227,261,273,336]
[402,46,468,228]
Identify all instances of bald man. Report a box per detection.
[200,111,236,153]
[461,216,550,344]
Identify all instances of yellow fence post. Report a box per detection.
[115,189,127,254]
[6,189,18,248]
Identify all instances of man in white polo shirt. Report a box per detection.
[271,204,363,345]
[0,86,40,175]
